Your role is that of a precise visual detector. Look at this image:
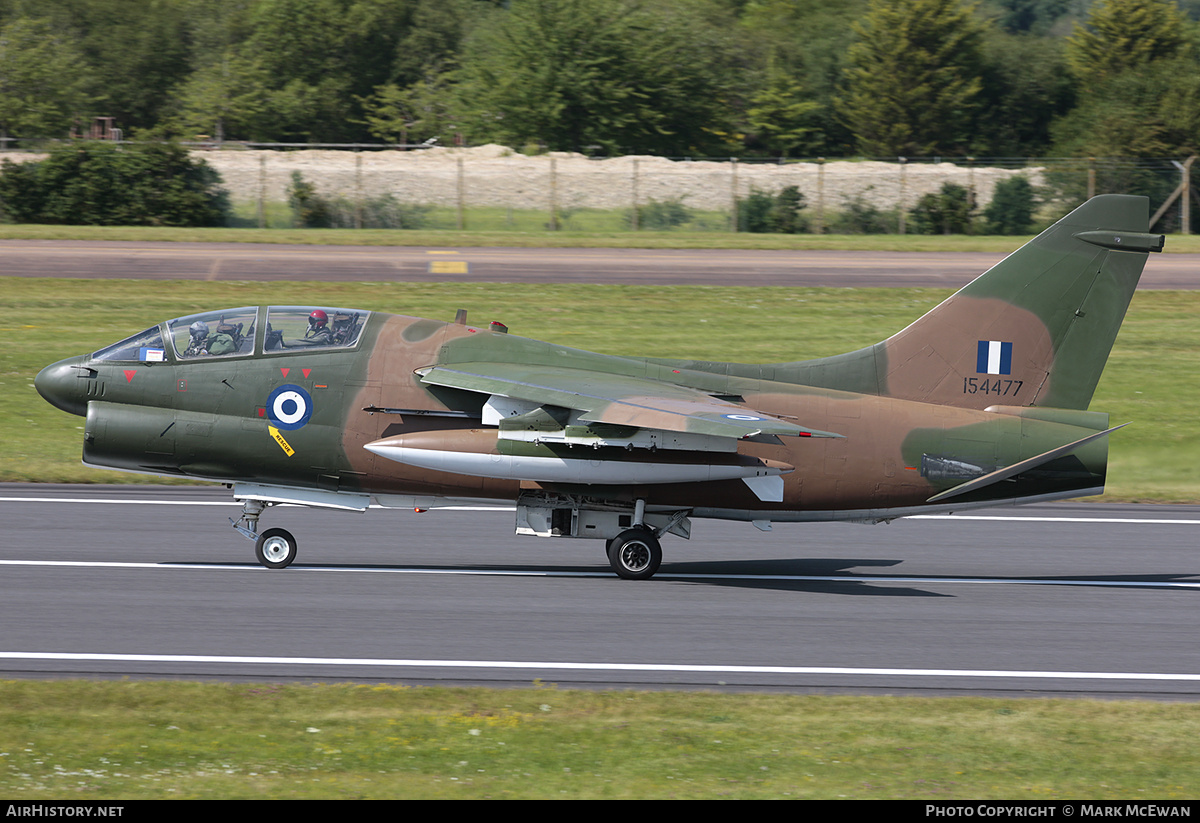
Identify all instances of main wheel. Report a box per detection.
[607,528,662,580]
[255,527,298,569]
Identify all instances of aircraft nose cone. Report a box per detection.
[35,356,90,417]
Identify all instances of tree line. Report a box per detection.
[0,0,1198,160]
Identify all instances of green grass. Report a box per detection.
[3,219,1200,252]
[3,277,1197,499]
[1,680,1198,799]
[5,277,1199,800]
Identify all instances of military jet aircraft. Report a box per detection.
[36,195,1162,579]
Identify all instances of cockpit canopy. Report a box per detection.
[92,306,370,363]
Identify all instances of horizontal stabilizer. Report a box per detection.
[926,424,1127,504]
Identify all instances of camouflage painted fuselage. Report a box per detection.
[45,307,1104,522]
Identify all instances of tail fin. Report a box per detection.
[783,195,1162,410]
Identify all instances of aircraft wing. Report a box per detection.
[417,363,841,440]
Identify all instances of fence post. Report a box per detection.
[457,155,465,231]
[898,157,907,235]
[631,157,639,231]
[257,153,266,229]
[967,156,975,212]
[1088,157,1096,200]
[549,156,558,231]
[1151,156,1196,232]
[815,158,825,235]
[730,157,738,232]
[355,151,363,230]
[1183,156,1194,235]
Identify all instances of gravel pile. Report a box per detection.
[200,144,1040,214]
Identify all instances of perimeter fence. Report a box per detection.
[1,142,1195,234]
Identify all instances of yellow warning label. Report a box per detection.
[428,260,469,274]
[268,426,295,457]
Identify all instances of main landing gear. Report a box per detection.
[605,528,662,580]
[231,499,297,569]
[516,492,689,581]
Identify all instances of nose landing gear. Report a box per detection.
[231,499,297,569]
[255,527,299,569]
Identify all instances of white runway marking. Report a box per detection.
[909,514,1200,525]
[0,497,241,505]
[3,497,1200,523]
[2,558,1198,588]
[0,650,1197,683]
[0,497,507,511]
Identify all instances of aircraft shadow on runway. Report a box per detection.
[161,557,950,596]
[161,557,1200,597]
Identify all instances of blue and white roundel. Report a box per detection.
[723,413,764,422]
[268,384,313,431]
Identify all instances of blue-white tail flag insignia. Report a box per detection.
[977,340,1013,375]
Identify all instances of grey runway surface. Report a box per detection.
[1,239,1198,288]
[2,484,1198,698]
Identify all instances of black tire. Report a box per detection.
[607,528,662,580]
[255,527,297,569]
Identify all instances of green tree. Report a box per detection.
[909,182,975,234]
[735,0,867,154]
[0,142,228,226]
[241,0,415,142]
[392,0,481,87]
[358,73,454,145]
[453,0,736,155]
[7,0,194,135]
[738,186,810,233]
[745,65,821,158]
[170,51,270,142]
[828,191,896,233]
[974,30,1075,156]
[983,176,1036,235]
[992,0,1075,34]
[0,16,89,141]
[1051,53,1200,160]
[1066,0,1191,89]
[835,0,986,156]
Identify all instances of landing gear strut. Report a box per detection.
[231,498,296,569]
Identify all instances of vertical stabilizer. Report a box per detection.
[781,195,1162,410]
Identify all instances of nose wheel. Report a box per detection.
[255,528,298,569]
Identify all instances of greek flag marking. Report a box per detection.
[977,340,1013,375]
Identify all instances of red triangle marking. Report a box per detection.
[302,368,311,379]
[280,367,290,377]
[124,370,136,383]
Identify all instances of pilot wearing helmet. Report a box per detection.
[303,309,335,346]
[183,321,210,356]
